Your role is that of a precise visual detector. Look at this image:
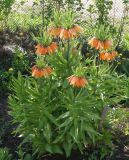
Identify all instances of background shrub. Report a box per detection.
[0,47,30,98]
[0,148,12,160]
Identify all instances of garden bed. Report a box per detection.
[0,0,129,160]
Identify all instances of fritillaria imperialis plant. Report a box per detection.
[49,11,83,39]
[31,32,57,78]
[88,25,118,61]
[88,25,113,50]
[9,10,129,158]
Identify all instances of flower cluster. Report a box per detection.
[88,25,118,61]
[88,37,112,50]
[100,51,118,61]
[49,25,83,39]
[68,75,88,88]
[31,32,57,78]
[36,42,57,55]
[32,66,53,78]
[88,36,118,61]
[32,23,119,89]
[31,23,88,88]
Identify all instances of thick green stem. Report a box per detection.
[97,52,100,76]
[66,38,70,61]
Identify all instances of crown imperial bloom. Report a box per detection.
[88,37,112,50]
[49,25,83,39]
[68,75,88,88]
[35,42,57,55]
[32,66,53,78]
[100,51,118,61]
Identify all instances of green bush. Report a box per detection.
[9,54,129,157]
[0,148,12,160]
[7,5,129,158]
[0,0,15,18]
[0,0,15,30]
[6,13,42,32]
[0,47,30,97]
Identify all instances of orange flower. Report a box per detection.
[60,28,78,39]
[111,51,118,58]
[55,28,62,37]
[50,42,57,50]
[68,75,88,88]
[60,29,68,39]
[35,42,57,55]
[73,25,83,33]
[48,28,62,37]
[88,38,112,50]
[88,37,99,49]
[42,66,53,77]
[32,66,53,78]
[103,40,112,50]
[47,42,57,54]
[49,25,82,39]
[68,28,77,38]
[60,26,82,39]
[96,41,104,50]
[36,45,47,55]
[47,46,53,53]
[100,51,117,61]
[32,66,44,78]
